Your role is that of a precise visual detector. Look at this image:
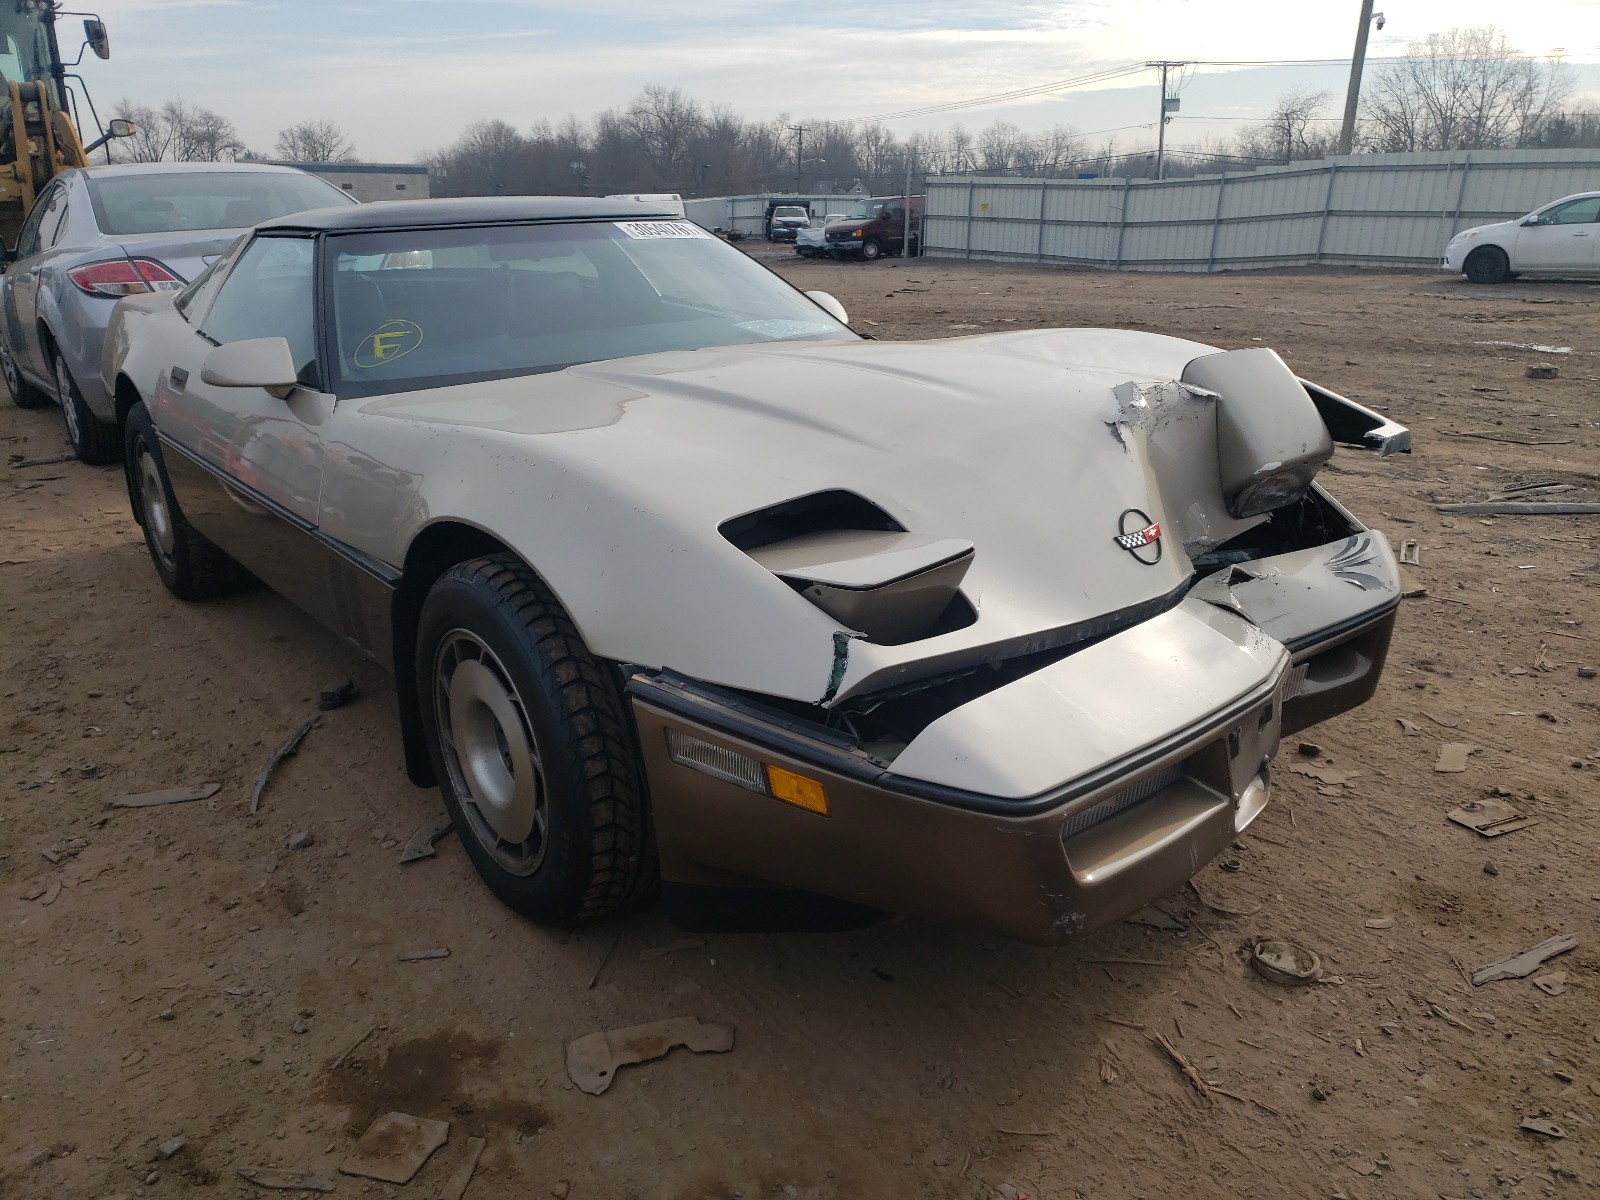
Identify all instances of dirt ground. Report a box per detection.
[3,251,1598,1200]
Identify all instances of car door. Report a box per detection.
[879,201,904,253]
[3,181,63,380]
[1513,196,1600,272]
[152,233,340,626]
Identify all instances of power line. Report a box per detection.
[840,62,1148,124]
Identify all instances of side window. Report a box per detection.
[1540,197,1600,226]
[175,234,247,324]
[882,202,902,221]
[198,236,317,386]
[38,189,68,249]
[13,186,51,259]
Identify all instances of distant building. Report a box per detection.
[269,161,431,202]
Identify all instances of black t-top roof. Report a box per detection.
[257,195,680,234]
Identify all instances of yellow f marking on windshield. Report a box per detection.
[354,319,423,369]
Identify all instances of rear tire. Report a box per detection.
[123,401,253,600]
[56,351,119,465]
[416,555,656,925]
[861,238,883,262]
[2,344,50,409]
[1464,246,1509,285]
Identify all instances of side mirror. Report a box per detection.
[83,18,110,60]
[107,117,137,139]
[805,290,849,325]
[201,338,299,398]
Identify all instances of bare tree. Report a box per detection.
[275,119,357,163]
[624,84,704,178]
[108,99,171,162]
[1361,27,1570,151]
[109,98,243,161]
[1236,89,1336,163]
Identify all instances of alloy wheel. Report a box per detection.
[433,628,549,876]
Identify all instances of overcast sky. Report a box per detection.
[86,0,1600,162]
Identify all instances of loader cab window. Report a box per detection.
[0,15,54,98]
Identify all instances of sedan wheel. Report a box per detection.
[2,345,50,409]
[55,351,120,464]
[417,554,656,923]
[1464,245,1510,285]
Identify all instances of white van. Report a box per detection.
[604,193,686,218]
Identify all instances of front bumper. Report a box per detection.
[630,599,1295,944]
[771,226,804,241]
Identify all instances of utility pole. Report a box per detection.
[1338,0,1379,156]
[1146,61,1186,180]
[790,124,806,192]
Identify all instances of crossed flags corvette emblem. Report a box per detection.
[1114,508,1163,564]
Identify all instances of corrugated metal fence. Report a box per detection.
[924,149,1600,272]
[685,194,870,236]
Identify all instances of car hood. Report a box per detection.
[352,328,1266,705]
[827,219,872,233]
[112,228,246,286]
[1451,217,1518,243]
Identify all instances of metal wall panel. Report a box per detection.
[923,149,1600,271]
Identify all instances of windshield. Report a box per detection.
[86,171,352,235]
[845,201,885,220]
[0,12,57,102]
[773,207,806,218]
[328,219,854,397]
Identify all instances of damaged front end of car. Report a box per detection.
[620,341,1409,943]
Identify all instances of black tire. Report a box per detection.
[2,343,50,408]
[55,351,120,465]
[416,555,656,925]
[861,238,883,262]
[123,401,253,600]
[1464,245,1509,285]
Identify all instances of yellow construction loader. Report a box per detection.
[0,4,127,247]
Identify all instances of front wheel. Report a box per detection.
[123,401,252,600]
[1464,245,1510,285]
[861,238,883,262]
[56,351,119,464]
[417,555,655,924]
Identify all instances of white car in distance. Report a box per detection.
[1443,191,1600,284]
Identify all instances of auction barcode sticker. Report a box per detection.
[614,220,711,240]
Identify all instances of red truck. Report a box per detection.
[823,195,924,261]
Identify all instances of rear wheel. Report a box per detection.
[123,401,252,600]
[861,238,883,262]
[55,351,119,464]
[1464,245,1509,284]
[2,344,49,409]
[417,555,655,924]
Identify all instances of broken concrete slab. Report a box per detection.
[339,1112,450,1184]
[1472,935,1578,986]
[566,1017,735,1095]
[1434,743,1475,773]
[1447,799,1537,838]
[439,1135,486,1200]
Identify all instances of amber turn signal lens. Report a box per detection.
[765,765,829,815]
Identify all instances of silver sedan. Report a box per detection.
[0,162,353,463]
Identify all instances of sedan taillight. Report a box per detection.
[67,258,185,297]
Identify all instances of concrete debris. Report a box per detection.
[1472,935,1577,986]
[155,1136,186,1160]
[439,1136,486,1200]
[339,1112,450,1184]
[398,812,455,864]
[107,783,221,809]
[316,680,356,711]
[1434,743,1475,773]
[566,1016,735,1095]
[250,715,321,815]
[1532,970,1568,997]
[1524,364,1560,379]
[237,1166,336,1192]
[286,830,314,851]
[1398,539,1420,566]
[1447,799,1536,838]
